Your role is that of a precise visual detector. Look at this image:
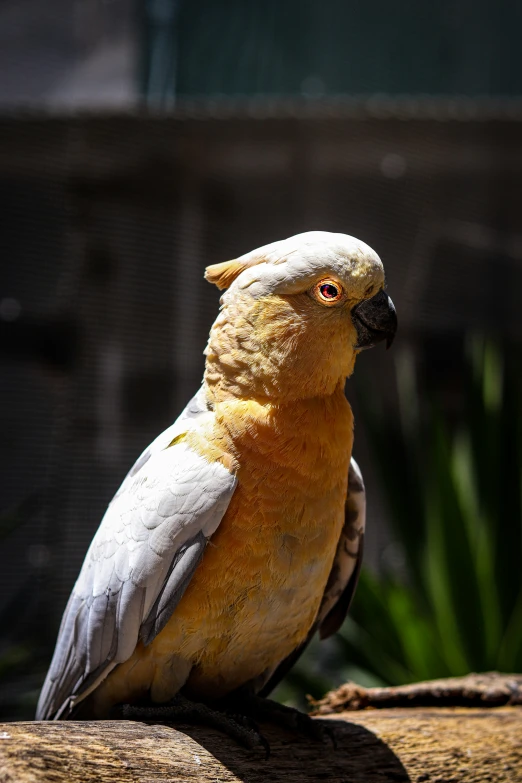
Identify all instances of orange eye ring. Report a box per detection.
[312,279,344,305]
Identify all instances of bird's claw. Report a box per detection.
[118,695,269,755]
[222,694,333,747]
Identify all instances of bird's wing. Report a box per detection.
[316,457,366,639]
[111,386,211,501]
[36,391,237,720]
[258,458,365,697]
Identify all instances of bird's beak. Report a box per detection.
[352,289,397,350]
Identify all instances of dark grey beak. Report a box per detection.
[352,289,397,350]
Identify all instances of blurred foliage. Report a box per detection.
[343,336,522,683]
[277,336,522,706]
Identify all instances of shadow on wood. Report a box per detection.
[179,717,411,782]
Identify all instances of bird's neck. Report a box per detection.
[203,296,356,404]
[203,385,354,489]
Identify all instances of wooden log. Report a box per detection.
[0,707,521,782]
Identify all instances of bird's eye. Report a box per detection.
[312,279,344,305]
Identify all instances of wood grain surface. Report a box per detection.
[0,707,521,782]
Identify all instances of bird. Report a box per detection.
[36,230,397,736]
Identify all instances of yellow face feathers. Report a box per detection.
[203,231,393,403]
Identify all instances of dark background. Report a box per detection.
[1,0,521,718]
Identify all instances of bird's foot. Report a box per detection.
[221,694,336,747]
[119,694,268,755]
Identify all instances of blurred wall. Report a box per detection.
[0,0,137,107]
[2,0,522,109]
[147,0,522,101]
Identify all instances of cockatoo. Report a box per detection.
[37,231,396,735]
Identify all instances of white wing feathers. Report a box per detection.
[36,395,237,720]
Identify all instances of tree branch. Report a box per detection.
[1,704,521,782]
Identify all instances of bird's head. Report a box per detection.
[204,231,397,402]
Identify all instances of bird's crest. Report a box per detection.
[205,256,263,290]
